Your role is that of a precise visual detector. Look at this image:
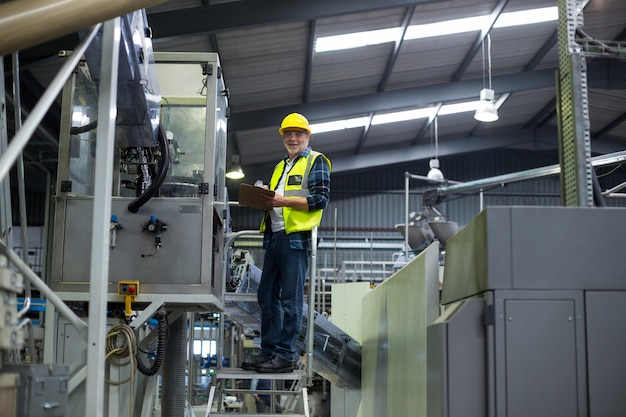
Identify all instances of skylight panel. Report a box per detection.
[311,117,371,134]
[404,16,490,40]
[493,7,558,28]
[314,27,401,53]
[315,7,559,53]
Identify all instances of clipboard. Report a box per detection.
[238,183,275,210]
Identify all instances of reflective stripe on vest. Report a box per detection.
[260,151,329,234]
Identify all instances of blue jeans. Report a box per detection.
[258,230,309,362]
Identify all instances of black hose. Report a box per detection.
[127,124,170,213]
[70,120,99,135]
[136,310,166,376]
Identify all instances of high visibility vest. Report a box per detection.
[260,150,331,234]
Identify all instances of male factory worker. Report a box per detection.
[242,113,331,373]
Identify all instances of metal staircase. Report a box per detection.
[204,368,309,417]
[209,228,361,415]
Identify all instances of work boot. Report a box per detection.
[255,356,294,373]
[241,354,270,371]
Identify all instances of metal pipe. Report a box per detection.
[603,180,626,196]
[404,172,410,263]
[0,238,88,335]
[11,53,36,365]
[333,207,337,282]
[306,226,318,386]
[84,18,120,417]
[434,149,626,198]
[0,24,101,184]
[5,95,59,151]
[0,0,167,57]
[480,189,484,211]
[222,229,261,303]
[224,230,261,249]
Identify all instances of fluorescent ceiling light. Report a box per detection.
[372,108,436,125]
[315,6,559,53]
[315,27,400,53]
[438,101,481,115]
[311,99,490,133]
[493,7,558,28]
[311,117,371,133]
[405,16,489,40]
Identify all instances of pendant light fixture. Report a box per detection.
[226,154,245,180]
[474,34,499,123]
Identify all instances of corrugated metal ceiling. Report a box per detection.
[4,0,626,191]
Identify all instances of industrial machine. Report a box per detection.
[2,10,362,417]
[427,206,626,417]
[38,11,230,417]
[50,41,228,301]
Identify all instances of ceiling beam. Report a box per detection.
[303,20,316,103]
[378,5,415,92]
[355,113,374,154]
[147,0,444,39]
[330,126,625,174]
[332,128,555,173]
[229,68,557,131]
[593,112,626,138]
[523,30,557,72]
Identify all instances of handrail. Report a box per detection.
[219,229,261,372]
[306,226,318,386]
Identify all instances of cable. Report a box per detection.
[128,124,171,213]
[136,310,167,376]
[105,323,137,417]
[70,120,98,135]
[596,163,622,178]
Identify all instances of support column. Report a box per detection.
[556,0,594,206]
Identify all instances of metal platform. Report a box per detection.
[206,367,309,417]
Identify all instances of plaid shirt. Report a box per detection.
[263,147,331,248]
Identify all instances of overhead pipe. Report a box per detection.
[428,149,626,202]
[0,0,167,57]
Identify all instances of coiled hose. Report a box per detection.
[128,124,171,213]
[105,323,137,417]
[136,310,166,376]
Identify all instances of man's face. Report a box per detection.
[282,129,310,159]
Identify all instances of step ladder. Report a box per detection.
[204,367,309,417]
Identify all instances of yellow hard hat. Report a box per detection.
[279,113,311,135]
